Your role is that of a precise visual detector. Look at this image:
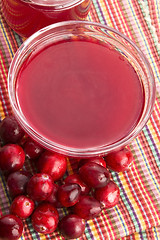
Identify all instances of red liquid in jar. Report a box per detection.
[2,0,90,37]
[16,38,144,149]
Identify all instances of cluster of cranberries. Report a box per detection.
[0,116,133,239]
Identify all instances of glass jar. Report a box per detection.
[1,0,91,37]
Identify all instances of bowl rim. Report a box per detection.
[8,20,156,157]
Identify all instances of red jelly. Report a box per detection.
[1,0,90,37]
[9,22,155,157]
[16,40,144,146]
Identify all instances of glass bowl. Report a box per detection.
[8,21,155,158]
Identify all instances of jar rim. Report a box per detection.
[8,20,156,157]
[21,0,85,10]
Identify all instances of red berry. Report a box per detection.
[79,162,110,188]
[78,157,106,168]
[37,151,67,181]
[0,116,24,145]
[73,195,102,220]
[0,214,23,240]
[10,195,35,219]
[57,183,81,207]
[7,170,32,198]
[24,139,44,160]
[27,173,53,202]
[105,148,133,172]
[0,144,25,173]
[18,134,29,147]
[31,203,59,234]
[64,173,90,195]
[59,214,85,239]
[94,180,120,208]
[45,183,62,208]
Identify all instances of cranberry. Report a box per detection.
[105,148,133,172]
[57,183,81,207]
[24,139,44,160]
[27,173,53,202]
[94,180,120,208]
[10,195,35,219]
[0,144,25,173]
[37,151,67,181]
[0,116,24,145]
[59,214,85,239]
[18,134,29,147]
[45,183,62,208]
[7,170,32,198]
[31,203,59,234]
[73,195,102,220]
[0,214,23,240]
[64,173,90,195]
[79,162,110,188]
[78,157,106,168]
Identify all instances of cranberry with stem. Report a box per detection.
[79,162,110,188]
[0,144,25,174]
[10,195,35,219]
[105,148,133,172]
[0,115,24,145]
[73,195,102,220]
[94,180,120,208]
[27,173,53,202]
[0,214,23,240]
[31,203,59,234]
[7,170,32,198]
[59,214,85,239]
[64,173,90,195]
[37,151,67,181]
[57,183,81,207]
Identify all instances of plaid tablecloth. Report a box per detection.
[0,0,160,239]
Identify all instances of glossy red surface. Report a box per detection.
[16,39,144,150]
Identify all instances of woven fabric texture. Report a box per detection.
[0,0,160,239]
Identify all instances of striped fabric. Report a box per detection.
[0,0,160,239]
